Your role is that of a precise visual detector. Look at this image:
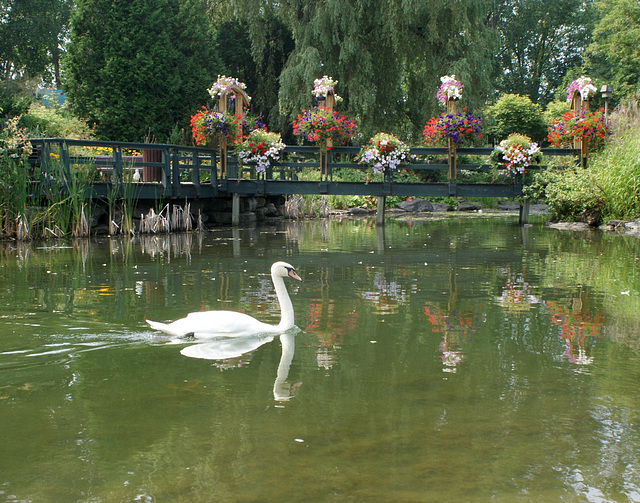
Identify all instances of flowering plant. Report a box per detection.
[190,106,263,146]
[293,106,357,147]
[566,76,597,102]
[490,134,542,177]
[547,108,610,152]
[234,129,286,174]
[423,111,482,146]
[313,75,343,103]
[437,75,463,103]
[357,133,410,174]
[207,75,249,100]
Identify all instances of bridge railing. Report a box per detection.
[27,138,579,200]
[28,138,219,199]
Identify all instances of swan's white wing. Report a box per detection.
[148,310,275,338]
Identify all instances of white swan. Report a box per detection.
[146,261,302,338]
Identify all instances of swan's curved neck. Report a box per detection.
[273,274,295,331]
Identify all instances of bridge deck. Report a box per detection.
[27,138,578,201]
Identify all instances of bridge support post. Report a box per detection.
[376,196,386,226]
[232,193,240,226]
[519,199,530,225]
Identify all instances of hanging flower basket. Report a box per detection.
[313,75,343,103]
[566,76,597,102]
[547,108,610,152]
[293,106,357,148]
[190,106,264,146]
[357,133,410,174]
[423,111,482,146]
[207,75,250,100]
[490,134,543,177]
[234,129,286,174]
[437,75,464,104]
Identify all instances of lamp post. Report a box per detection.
[600,85,613,117]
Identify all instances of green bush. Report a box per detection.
[484,94,548,144]
[539,167,605,223]
[19,103,94,139]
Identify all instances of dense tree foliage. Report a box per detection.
[587,0,640,102]
[219,0,496,141]
[7,0,640,144]
[214,16,294,134]
[0,0,72,87]
[492,0,596,105]
[64,0,221,141]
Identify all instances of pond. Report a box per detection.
[1,215,639,502]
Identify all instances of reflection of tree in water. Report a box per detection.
[546,294,604,365]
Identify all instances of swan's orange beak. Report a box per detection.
[288,268,302,282]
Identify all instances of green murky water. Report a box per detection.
[1,216,640,502]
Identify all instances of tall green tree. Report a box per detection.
[65,0,221,141]
[587,0,640,102]
[222,0,496,141]
[0,0,72,88]
[492,0,596,105]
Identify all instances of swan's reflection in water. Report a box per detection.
[179,329,300,401]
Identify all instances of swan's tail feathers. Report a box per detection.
[146,319,181,336]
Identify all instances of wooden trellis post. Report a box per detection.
[570,90,589,169]
[217,84,250,178]
[318,91,336,180]
[446,98,458,188]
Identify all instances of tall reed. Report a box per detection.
[0,117,32,240]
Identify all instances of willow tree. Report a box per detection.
[222,0,496,141]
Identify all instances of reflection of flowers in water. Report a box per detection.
[305,299,357,369]
[547,300,603,365]
[360,272,408,315]
[496,273,540,311]
[425,304,480,373]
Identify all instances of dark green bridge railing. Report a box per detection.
[27,138,579,201]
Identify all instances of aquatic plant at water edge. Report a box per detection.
[0,116,32,239]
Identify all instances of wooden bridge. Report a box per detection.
[28,138,577,224]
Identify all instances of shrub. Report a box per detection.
[484,94,547,144]
[538,167,604,223]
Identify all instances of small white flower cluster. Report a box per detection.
[496,140,541,176]
[238,138,286,174]
[437,74,463,103]
[208,75,249,99]
[359,139,409,174]
[313,75,343,102]
[576,76,597,101]
[567,76,598,102]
